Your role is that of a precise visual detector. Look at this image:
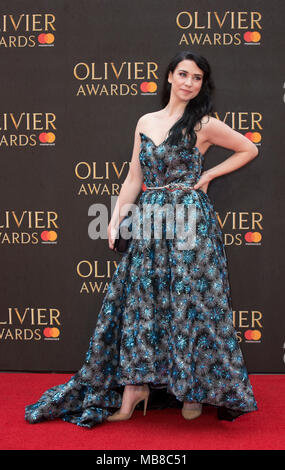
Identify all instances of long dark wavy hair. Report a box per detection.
[161,51,215,148]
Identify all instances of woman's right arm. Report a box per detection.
[108,118,144,250]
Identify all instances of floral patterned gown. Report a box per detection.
[25,131,258,427]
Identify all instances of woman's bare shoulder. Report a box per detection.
[198,115,232,134]
[194,114,213,128]
[137,111,161,130]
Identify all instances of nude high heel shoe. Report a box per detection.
[181,403,202,420]
[106,385,150,422]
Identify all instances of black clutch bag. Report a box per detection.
[113,215,133,253]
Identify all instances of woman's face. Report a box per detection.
[168,59,204,102]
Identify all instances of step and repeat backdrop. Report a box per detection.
[0,0,284,373]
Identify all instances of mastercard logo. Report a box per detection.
[39,132,56,143]
[244,31,261,43]
[244,330,261,341]
[245,232,262,243]
[41,230,58,242]
[245,132,261,144]
[38,33,55,44]
[140,82,157,93]
[44,327,60,338]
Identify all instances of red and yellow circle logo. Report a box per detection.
[43,327,60,338]
[245,330,261,341]
[245,232,262,243]
[244,31,261,43]
[41,231,58,242]
[245,132,261,144]
[38,33,55,44]
[140,82,157,93]
[39,132,56,143]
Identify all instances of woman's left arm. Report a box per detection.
[193,116,259,192]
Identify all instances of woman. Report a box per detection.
[25,51,258,427]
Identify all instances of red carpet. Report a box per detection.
[0,373,284,450]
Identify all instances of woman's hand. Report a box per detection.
[108,221,119,251]
[192,171,212,194]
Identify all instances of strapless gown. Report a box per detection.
[25,131,258,427]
